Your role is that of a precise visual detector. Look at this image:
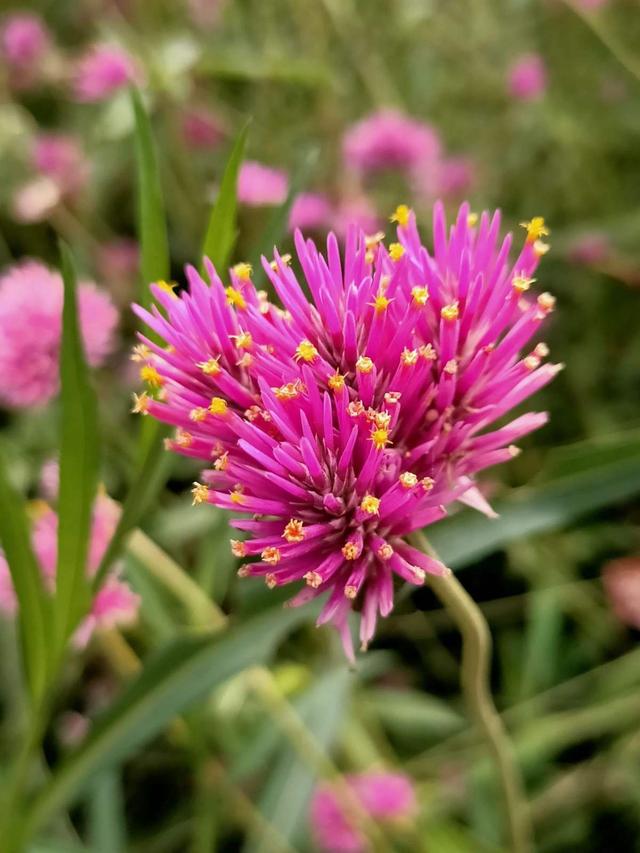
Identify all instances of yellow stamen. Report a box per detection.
[175,429,193,448]
[232,262,252,280]
[155,280,178,298]
[236,353,254,369]
[231,331,252,350]
[384,391,401,405]
[348,400,365,417]
[389,242,405,262]
[344,585,358,599]
[274,381,304,401]
[131,343,152,362]
[360,494,380,515]
[441,302,459,322]
[197,356,221,376]
[390,204,411,227]
[523,355,540,371]
[131,391,150,415]
[356,355,374,374]
[533,239,551,256]
[283,518,305,543]
[189,407,208,422]
[411,286,429,306]
[537,292,556,313]
[265,573,278,588]
[225,286,247,310]
[365,231,385,250]
[139,364,164,388]
[421,477,435,491]
[419,344,436,361]
[401,348,419,366]
[230,539,248,557]
[513,274,535,293]
[534,342,549,358]
[304,571,322,588]
[444,359,458,375]
[328,372,346,392]
[191,482,210,505]
[399,471,418,488]
[230,487,246,505]
[209,397,228,416]
[370,293,392,313]
[214,451,229,471]
[270,254,292,270]
[467,212,478,227]
[370,427,391,450]
[374,411,391,429]
[295,339,319,362]
[261,546,281,565]
[342,542,360,560]
[378,543,393,560]
[520,217,549,243]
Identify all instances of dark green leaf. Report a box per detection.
[53,243,99,652]
[87,771,127,853]
[201,122,250,273]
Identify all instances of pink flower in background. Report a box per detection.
[332,196,379,238]
[12,177,61,223]
[1,13,50,69]
[134,203,557,655]
[33,134,90,197]
[97,239,140,304]
[288,192,333,232]
[0,261,118,408]
[567,231,611,266]
[72,44,137,102]
[507,54,547,101]
[181,106,226,150]
[577,0,607,9]
[343,109,441,175]
[237,161,289,206]
[0,495,140,646]
[187,0,226,29]
[310,772,417,853]
[602,557,640,630]
[437,156,476,198]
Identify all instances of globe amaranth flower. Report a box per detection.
[0,495,140,647]
[133,202,559,658]
[602,557,640,631]
[32,133,90,198]
[237,161,289,207]
[1,12,51,89]
[72,44,137,102]
[343,109,441,176]
[0,260,118,408]
[507,53,547,102]
[310,772,417,853]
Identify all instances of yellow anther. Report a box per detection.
[232,262,252,280]
[328,373,346,392]
[131,391,150,415]
[441,302,459,322]
[421,477,435,491]
[225,286,247,310]
[419,344,436,361]
[520,217,549,243]
[265,573,278,588]
[371,427,391,450]
[513,274,535,293]
[342,542,360,560]
[348,400,365,417]
[374,411,391,429]
[534,342,549,358]
[261,546,281,565]
[356,355,374,374]
[370,293,392,313]
[360,494,381,515]
[295,339,319,363]
[230,539,248,557]
[175,429,193,448]
[537,292,556,313]
[411,286,429,306]
[389,242,405,261]
[378,543,393,561]
[236,353,254,369]
[283,518,305,543]
[197,356,221,376]
[155,280,178,298]
[444,359,458,375]
[304,571,322,588]
[365,231,385,250]
[523,355,540,371]
[509,445,521,457]
[399,471,418,488]
[189,407,208,422]
[401,348,419,366]
[131,343,152,362]
[231,331,252,350]
[230,487,246,505]
[191,482,210,505]
[139,364,164,388]
[344,585,358,599]
[270,254,292,270]
[213,451,229,471]
[467,212,478,227]
[209,397,229,416]
[533,240,550,256]
[384,391,401,405]
[410,566,426,583]
[390,204,411,227]
[274,381,303,400]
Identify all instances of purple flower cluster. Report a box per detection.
[134,203,558,657]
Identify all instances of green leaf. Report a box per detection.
[93,423,170,588]
[429,444,640,569]
[130,87,170,308]
[87,771,127,853]
[0,447,49,702]
[244,667,351,852]
[196,53,333,88]
[201,121,250,273]
[362,688,464,742]
[21,604,315,844]
[53,243,99,653]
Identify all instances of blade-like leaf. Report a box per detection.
[429,445,640,568]
[53,243,99,652]
[21,604,315,844]
[87,771,126,853]
[131,87,170,308]
[0,448,49,702]
[201,122,250,272]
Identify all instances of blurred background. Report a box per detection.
[2,0,640,851]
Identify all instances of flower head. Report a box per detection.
[602,557,640,630]
[507,53,547,102]
[72,44,137,102]
[343,109,441,175]
[237,160,289,207]
[0,260,118,408]
[33,134,90,197]
[310,772,417,853]
[288,192,333,232]
[181,106,226,150]
[1,13,50,69]
[135,202,557,656]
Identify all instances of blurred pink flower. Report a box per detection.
[331,195,379,238]
[343,109,441,175]
[237,160,289,206]
[310,772,417,853]
[507,54,547,101]
[33,134,90,197]
[602,557,640,630]
[40,458,60,502]
[72,44,137,102]
[0,496,140,646]
[181,106,226,150]
[97,238,140,302]
[288,192,333,232]
[0,260,118,408]
[567,231,611,266]
[57,711,90,747]
[12,176,61,223]
[437,156,476,198]
[187,0,226,29]
[1,13,50,69]
[577,0,607,9]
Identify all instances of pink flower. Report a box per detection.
[72,44,137,102]
[0,261,118,408]
[602,557,640,630]
[33,134,90,197]
[0,496,140,646]
[288,193,333,232]
[187,0,226,29]
[12,177,61,223]
[507,54,547,102]
[310,772,417,853]
[567,231,611,266]
[577,0,607,9]
[134,203,557,656]
[437,156,476,198]
[1,13,50,69]
[237,161,289,207]
[332,196,380,239]
[181,106,226,150]
[343,110,441,175]
[97,238,140,292]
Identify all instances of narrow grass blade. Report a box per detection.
[53,243,99,652]
[87,770,127,853]
[201,121,250,272]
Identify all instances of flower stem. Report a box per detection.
[410,530,533,853]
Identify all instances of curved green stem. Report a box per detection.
[410,531,533,853]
